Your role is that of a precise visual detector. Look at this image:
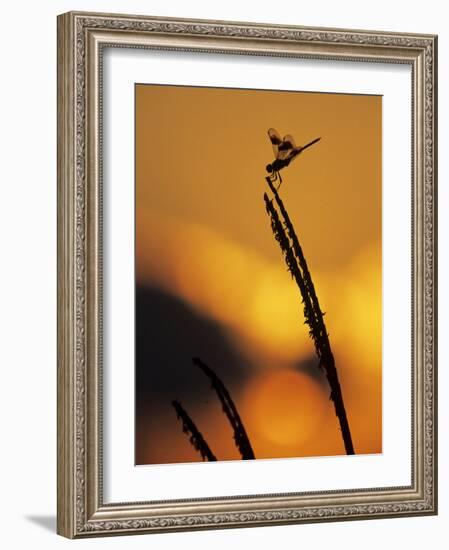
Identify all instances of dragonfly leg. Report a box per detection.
[276,172,283,190]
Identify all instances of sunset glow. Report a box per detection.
[135,84,382,464]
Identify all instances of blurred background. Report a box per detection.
[135,84,382,465]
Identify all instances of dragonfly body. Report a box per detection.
[266,128,321,188]
[267,155,296,174]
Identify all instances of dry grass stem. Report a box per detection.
[193,357,255,460]
[265,176,355,455]
[172,399,217,461]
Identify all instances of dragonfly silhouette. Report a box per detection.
[266,128,321,188]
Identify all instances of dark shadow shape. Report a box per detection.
[293,354,328,386]
[135,285,253,464]
[24,515,56,533]
[136,285,252,403]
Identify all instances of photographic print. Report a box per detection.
[135,84,382,465]
[58,12,437,537]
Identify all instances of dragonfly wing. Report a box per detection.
[268,128,283,158]
[278,134,296,160]
[283,134,296,148]
[285,147,302,165]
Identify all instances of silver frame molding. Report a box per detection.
[57,11,438,539]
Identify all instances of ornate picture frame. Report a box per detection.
[57,11,437,538]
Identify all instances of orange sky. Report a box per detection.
[135,84,382,465]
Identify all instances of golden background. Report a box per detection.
[135,84,382,464]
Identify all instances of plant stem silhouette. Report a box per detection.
[172,400,217,461]
[264,176,355,455]
[193,357,255,460]
[172,358,255,461]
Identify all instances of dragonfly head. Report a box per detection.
[266,163,273,173]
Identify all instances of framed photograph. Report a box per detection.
[57,11,437,538]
